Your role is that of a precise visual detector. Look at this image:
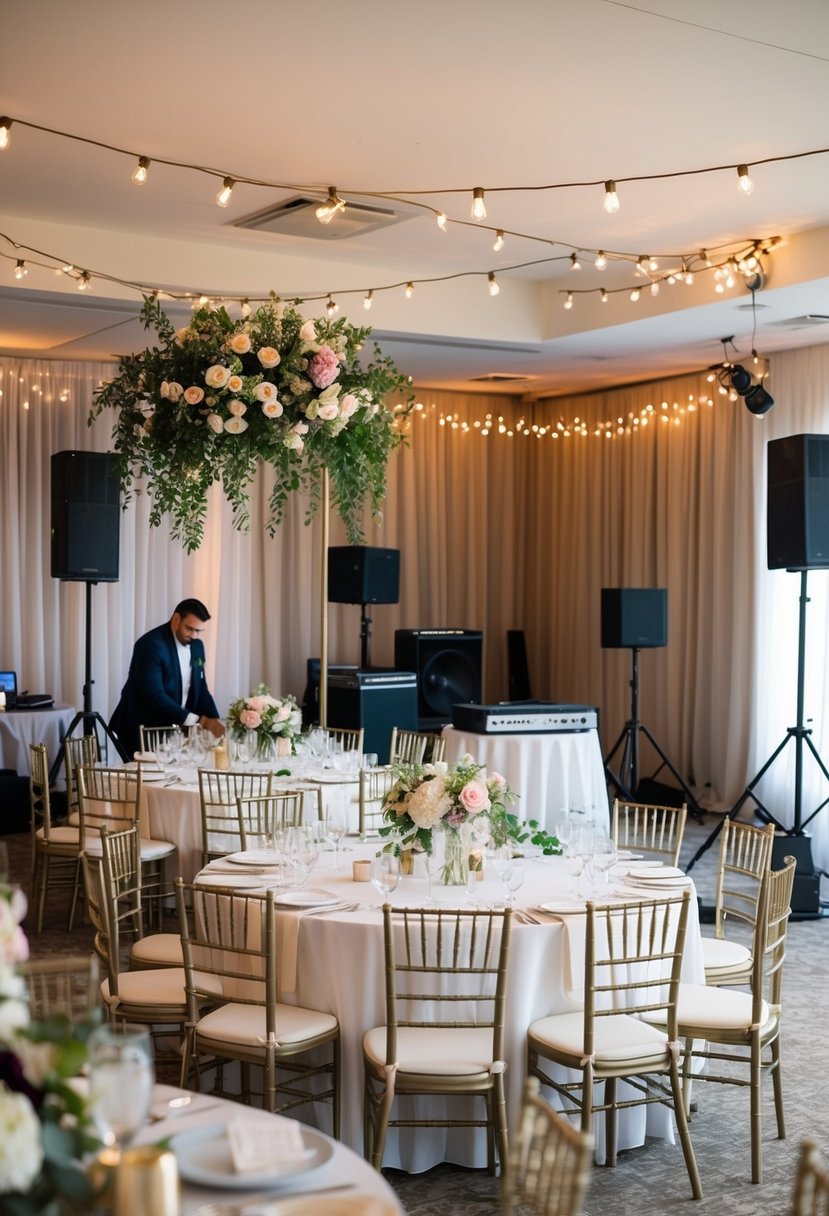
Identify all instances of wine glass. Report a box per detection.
[493,845,525,906]
[590,835,618,893]
[155,737,175,779]
[235,731,255,771]
[323,804,348,870]
[289,825,321,889]
[362,753,379,771]
[370,853,400,901]
[87,1024,155,1150]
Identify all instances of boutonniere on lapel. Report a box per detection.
[193,656,205,671]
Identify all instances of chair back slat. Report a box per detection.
[198,768,273,864]
[752,855,797,1019]
[236,792,306,845]
[359,765,396,839]
[65,734,97,816]
[715,819,775,938]
[22,955,100,1022]
[791,1138,829,1215]
[389,727,447,766]
[612,799,687,865]
[176,880,273,1012]
[77,765,141,850]
[139,724,182,754]
[29,742,54,840]
[503,1077,593,1216]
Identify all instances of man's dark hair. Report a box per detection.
[174,598,211,622]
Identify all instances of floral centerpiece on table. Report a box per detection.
[0,887,101,1215]
[227,684,303,757]
[89,295,413,552]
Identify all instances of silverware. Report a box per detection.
[149,1099,222,1124]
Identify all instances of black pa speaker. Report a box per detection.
[327,671,418,764]
[301,659,359,726]
[767,434,829,569]
[394,629,483,730]
[507,630,533,701]
[51,451,120,582]
[327,546,400,604]
[601,588,667,649]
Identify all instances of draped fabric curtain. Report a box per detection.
[3,349,829,865]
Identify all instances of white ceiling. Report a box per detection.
[2,0,829,397]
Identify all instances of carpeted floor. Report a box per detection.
[9,815,829,1215]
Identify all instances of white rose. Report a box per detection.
[175,326,191,344]
[293,421,309,435]
[255,382,277,403]
[261,401,283,418]
[205,365,231,389]
[305,402,318,420]
[283,431,304,452]
[206,413,224,433]
[227,399,247,417]
[257,347,281,369]
[318,402,339,421]
[224,416,249,434]
[183,386,204,405]
[299,320,317,343]
[166,382,184,403]
[227,375,244,393]
[227,332,252,355]
[340,393,359,418]
[160,380,171,399]
[0,1089,44,1195]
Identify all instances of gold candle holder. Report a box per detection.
[113,1145,181,1216]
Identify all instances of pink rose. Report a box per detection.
[206,413,223,433]
[184,386,205,405]
[317,402,339,421]
[458,780,491,815]
[228,399,247,416]
[489,772,507,788]
[247,696,267,712]
[276,704,292,721]
[307,346,340,389]
[340,393,359,418]
[293,420,309,435]
[240,710,261,729]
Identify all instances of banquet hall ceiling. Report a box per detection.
[2,0,829,397]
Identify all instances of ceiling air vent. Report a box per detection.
[767,315,829,330]
[231,195,414,240]
[471,373,533,383]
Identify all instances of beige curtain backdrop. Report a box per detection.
[2,350,829,866]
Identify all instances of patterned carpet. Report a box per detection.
[10,816,829,1215]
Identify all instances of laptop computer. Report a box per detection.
[0,671,54,710]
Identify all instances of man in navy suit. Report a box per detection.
[109,598,225,759]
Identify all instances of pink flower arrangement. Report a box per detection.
[307,346,340,389]
[228,683,303,753]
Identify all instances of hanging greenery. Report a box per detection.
[89,295,413,552]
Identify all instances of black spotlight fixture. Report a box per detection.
[744,382,775,416]
[728,364,753,394]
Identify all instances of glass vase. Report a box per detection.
[440,827,469,888]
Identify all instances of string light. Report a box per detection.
[563,291,574,310]
[470,187,487,221]
[0,118,10,150]
[630,288,640,302]
[603,180,620,214]
[13,260,27,280]
[594,250,607,270]
[404,282,414,299]
[326,296,338,316]
[131,156,150,185]
[737,164,754,195]
[315,187,345,224]
[240,299,251,319]
[493,230,505,252]
[436,211,448,231]
[570,252,581,271]
[600,287,608,303]
[215,176,234,208]
[650,281,659,297]
[76,271,91,291]
[363,290,373,310]
[487,271,500,297]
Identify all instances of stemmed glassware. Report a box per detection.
[235,730,255,771]
[323,804,348,870]
[493,845,525,906]
[370,853,400,901]
[288,825,321,889]
[87,1024,155,1151]
[589,834,619,894]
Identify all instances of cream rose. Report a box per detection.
[206,413,224,433]
[224,416,249,434]
[227,332,252,355]
[184,386,205,405]
[257,346,281,368]
[284,430,304,452]
[299,319,317,343]
[407,776,452,829]
[339,393,359,418]
[227,399,247,417]
[255,382,278,403]
[318,383,341,405]
[166,382,184,403]
[205,365,231,389]
[262,400,283,418]
[293,420,309,435]
[227,375,244,394]
[175,326,191,344]
[318,402,339,421]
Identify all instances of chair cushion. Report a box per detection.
[196,1001,337,1048]
[643,983,771,1033]
[363,1026,497,1077]
[529,1011,670,1068]
[701,938,752,970]
[129,933,183,968]
[84,835,175,860]
[36,825,79,846]
[101,966,189,1012]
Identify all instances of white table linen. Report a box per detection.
[0,704,75,787]
[194,844,704,1172]
[442,725,609,833]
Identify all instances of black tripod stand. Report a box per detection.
[604,646,705,822]
[687,569,829,872]
[49,581,127,784]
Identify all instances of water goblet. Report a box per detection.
[493,845,525,906]
[87,1024,155,1151]
[289,825,321,889]
[235,730,255,771]
[323,804,348,870]
[591,835,618,893]
[362,752,379,770]
[370,852,400,901]
[155,738,175,779]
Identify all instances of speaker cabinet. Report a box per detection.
[51,451,120,581]
[394,629,483,729]
[601,588,667,649]
[327,546,400,604]
[327,671,418,764]
[768,434,829,569]
[301,659,359,726]
[507,629,533,701]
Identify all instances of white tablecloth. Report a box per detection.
[142,1083,402,1213]
[195,844,704,1172]
[443,725,609,833]
[0,704,75,786]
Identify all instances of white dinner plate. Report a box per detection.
[274,889,339,908]
[170,1122,332,1190]
[628,865,685,880]
[225,850,284,866]
[140,770,168,783]
[196,873,265,890]
[627,875,693,889]
[538,900,587,915]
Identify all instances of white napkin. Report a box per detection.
[227,1115,305,1173]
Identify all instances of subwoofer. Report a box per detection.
[600,588,667,649]
[50,451,120,581]
[327,546,400,604]
[394,629,483,729]
[768,434,829,569]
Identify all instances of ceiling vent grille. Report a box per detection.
[767,315,829,330]
[471,372,534,383]
[231,195,414,240]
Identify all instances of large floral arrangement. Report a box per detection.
[227,684,303,751]
[90,296,413,552]
[0,887,100,1215]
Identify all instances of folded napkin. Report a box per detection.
[133,751,158,763]
[227,1114,306,1174]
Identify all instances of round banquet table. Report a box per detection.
[195,843,704,1172]
[140,1083,402,1214]
[0,704,75,789]
[442,724,610,834]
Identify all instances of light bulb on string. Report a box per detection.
[470,187,487,221]
[487,272,500,297]
[77,271,91,291]
[600,287,608,303]
[216,176,235,207]
[563,291,574,310]
[594,250,607,270]
[737,164,754,195]
[603,180,620,213]
[636,256,649,275]
[493,230,505,252]
[316,187,345,224]
[700,249,712,267]
[363,290,373,311]
[326,296,338,317]
[436,211,448,231]
[404,282,414,299]
[630,288,640,302]
[240,299,251,319]
[13,260,27,280]
[131,156,150,185]
[570,252,581,271]
[650,281,659,297]
[648,256,658,272]
[0,118,11,150]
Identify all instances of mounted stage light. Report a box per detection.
[728,364,753,393]
[725,363,775,415]
[744,383,775,415]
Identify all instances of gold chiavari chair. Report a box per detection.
[236,791,306,845]
[702,818,775,987]
[388,726,446,766]
[197,768,273,868]
[363,905,512,1174]
[139,724,184,755]
[502,1077,593,1216]
[176,880,340,1127]
[98,822,183,969]
[791,1139,829,1215]
[611,798,687,866]
[64,733,98,824]
[315,726,364,755]
[22,955,101,1022]
[358,765,397,840]
[528,891,702,1200]
[29,742,80,933]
